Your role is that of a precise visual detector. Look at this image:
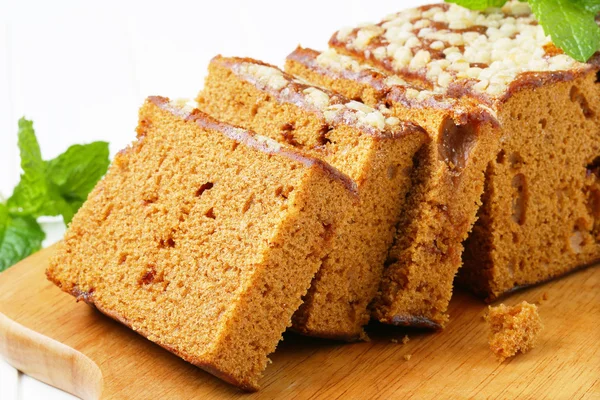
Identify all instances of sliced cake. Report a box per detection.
[197,56,428,339]
[46,96,357,390]
[326,1,600,301]
[286,47,500,327]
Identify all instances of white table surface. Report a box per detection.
[0,0,429,398]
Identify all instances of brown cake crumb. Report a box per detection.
[403,354,412,361]
[485,301,543,361]
[402,335,410,345]
[391,338,398,344]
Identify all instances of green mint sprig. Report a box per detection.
[446,0,600,62]
[0,118,109,271]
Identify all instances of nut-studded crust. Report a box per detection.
[209,56,425,139]
[286,46,499,128]
[328,1,598,106]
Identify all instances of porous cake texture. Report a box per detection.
[197,56,428,339]
[326,1,600,301]
[46,96,357,390]
[286,47,500,328]
[485,301,543,361]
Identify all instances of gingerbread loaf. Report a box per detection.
[286,47,500,328]
[46,96,357,390]
[197,56,428,339]
[324,0,600,302]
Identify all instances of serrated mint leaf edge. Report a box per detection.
[0,214,45,272]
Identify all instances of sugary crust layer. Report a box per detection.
[329,1,597,106]
[210,56,422,138]
[287,46,499,128]
[150,96,358,197]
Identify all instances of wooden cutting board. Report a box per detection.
[0,246,599,399]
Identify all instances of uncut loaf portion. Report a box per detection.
[197,56,429,340]
[286,47,500,328]
[46,96,357,391]
[328,1,600,300]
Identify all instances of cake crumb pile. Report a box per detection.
[485,301,543,361]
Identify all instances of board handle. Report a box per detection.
[0,312,103,400]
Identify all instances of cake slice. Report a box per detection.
[286,47,500,327]
[197,56,428,339]
[327,1,600,300]
[46,96,357,390]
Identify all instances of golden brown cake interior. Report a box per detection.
[197,56,428,339]
[286,47,500,328]
[46,96,356,390]
[461,71,600,300]
[485,301,543,361]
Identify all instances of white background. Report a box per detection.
[0,0,428,398]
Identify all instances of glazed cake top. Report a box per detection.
[329,1,595,103]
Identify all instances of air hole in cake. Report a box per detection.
[570,86,594,118]
[280,122,300,147]
[118,253,128,265]
[318,124,333,146]
[586,188,600,218]
[512,232,519,244]
[101,204,114,221]
[159,237,176,249]
[250,103,259,117]
[511,174,528,225]
[438,118,476,172]
[320,223,334,242]
[539,118,547,129]
[261,284,272,298]
[496,149,506,164]
[205,208,216,219]
[139,266,156,285]
[230,141,239,152]
[142,193,158,205]
[196,182,214,197]
[508,152,524,169]
[275,185,294,199]
[242,193,254,213]
[387,164,398,180]
[587,156,600,179]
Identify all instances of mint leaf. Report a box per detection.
[578,0,600,14]
[46,141,109,224]
[0,211,45,272]
[1,117,109,270]
[446,0,508,10]
[0,203,8,246]
[6,119,110,224]
[7,119,48,217]
[530,0,600,62]
[47,142,109,200]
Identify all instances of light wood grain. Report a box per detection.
[0,246,599,399]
